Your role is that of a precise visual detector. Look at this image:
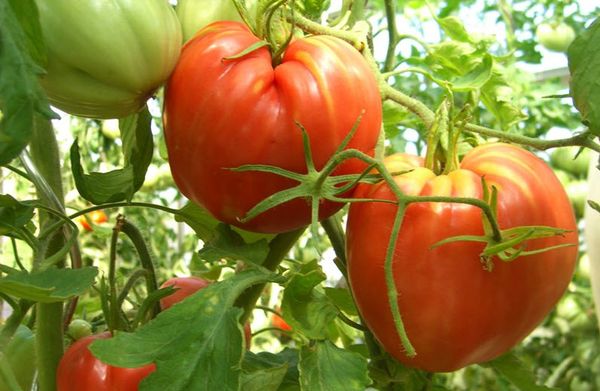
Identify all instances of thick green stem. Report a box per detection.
[28,116,66,391]
[235,228,305,324]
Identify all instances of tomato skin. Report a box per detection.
[159,276,211,310]
[272,313,292,332]
[346,143,578,372]
[164,21,382,233]
[57,332,156,391]
[176,0,254,42]
[35,0,181,119]
[159,277,252,348]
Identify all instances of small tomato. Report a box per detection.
[536,22,576,53]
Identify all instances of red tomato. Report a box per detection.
[272,308,292,332]
[159,276,252,348]
[57,332,155,391]
[159,276,210,310]
[76,210,108,232]
[346,143,578,372]
[163,21,382,233]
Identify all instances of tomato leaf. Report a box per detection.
[482,353,559,391]
[90,269,278,391]
[452,54,493,91]
[242,349,300,390]
[299,340,370,391]
[568,16,600,135]
[197,224,270,265]
[0,195,35,236]
[323,287,358,316]
[480,69,527,130]
[241,351,290,390]
[70,107,153,204]
[281,260,338,339]
[0,267,98,303]
[435,15,473,43]
[0,0,57,166]
[176,202,274,244]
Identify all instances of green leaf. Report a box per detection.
[480,69,527,130]
[7,0,46,67]
[90,269,278,391]
[323,287,358,316]
[0,195,35,235]
[452,54,493,91]
[0,267,98,302]
[176,202,274,243]
[0,0,56,165]
[482,353,558,391]
[296,0,330,20]
[241,351,289,391]
[281,260,338,339]
[198,224,270,265]
[299,340,370,391]
[436,15,472,43]
[568,17,600,135]
[70,107,153,204]
[243,350,300,391]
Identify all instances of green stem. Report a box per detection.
[320,216,347,265]
[107,221,121,333]
[28,116,66,391]
[119,220,161,319]
[383,0,399,72]
[235,228,305,324]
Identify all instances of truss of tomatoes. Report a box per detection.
[163,21,382,233]
[346,143,578,372]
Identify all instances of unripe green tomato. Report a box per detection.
[536,22,576,53]
[67,319,93,341]
[176,0,255,42]
[35,0,182,119]
[101,119,120,140]
[566,180,588,218]
[0,325,36,391]
[550,147,591,178]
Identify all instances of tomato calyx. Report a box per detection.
[232,114,376,237]
[432,179,575,271]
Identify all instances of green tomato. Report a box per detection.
[0,325,36,391]
[536,22,576,53]
[67,319,93,341]
[176,0,256,42]
[35,0,182,119]
[566,180,588,218]
[550,146,591,178]
[101,119,120,140]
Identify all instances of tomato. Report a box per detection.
[272,312,292,332]
[175,0,252,42]
[163,21,382,233]
[550,146,591,178]
[76,209,108,232]
[159,276,252,347]
[536,22,576,53]
[67,319,93,341]
[0,325,36,391]
[346,143,578,372]
[159,276,211,310]
[35,0,181,119]
[57,332,156,391]
[565,180,588,218]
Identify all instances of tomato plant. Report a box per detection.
[163,21,382,233]
[57,332,156,391]
[536,22,576,53]
[35,0,182,118]
[347,143,578,372]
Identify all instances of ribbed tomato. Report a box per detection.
[57,333,155,391]
[346,143,578,372]
[163,21,382,233]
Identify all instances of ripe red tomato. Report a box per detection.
[346,143,578,372]
[76,210,108,232]
[272,308,292,332]
[57,332,155,391]
[163,21,382,233]
[159,276,252,347]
